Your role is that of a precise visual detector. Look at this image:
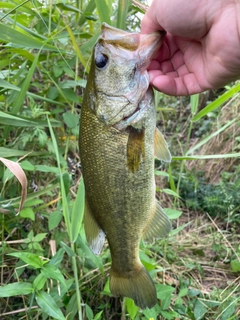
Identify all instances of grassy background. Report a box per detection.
[0,0,239,319]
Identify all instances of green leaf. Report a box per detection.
[156,284,175,310]
[192,83,240,121]
[33,273,47,291]
[85,304,94,320]
[178,287,188,297]
[20,207,35,221]
[63,111,79,129]
[164,208,182,220]
[190,94,199,115]
[125,298,138,319]
[0,110,61,127]
[187,118,237,155]
[33,233,47,242]
[49,248,65,267]
[194,299,207,320]
[60,241,76,257]
[41,264,66,287]
[95,0,111,25]
[0,79,65,107]
[0,22,56,50]
[20,160,35,171]
[117,0,130,29]
[155,170,169,177]
[230,259,240,272]
[47,116,72,241]
[49,210,63,231]
[156,284,175,299]
[162,188,180,198]
[36,291,66,320]
[173,153,240,160]
[66,24,88,71]
[8,52,40,117]
[8,252,44,268]
[169,222,192,236]
[221,299,238,320]
[0,282,33,297]
[93,311,103,320]
[71,178,85,243]
[142,307,157,320]
[35,165,59,174]
[101,278,111,296]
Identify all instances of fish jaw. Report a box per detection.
[114,87,154,131]
[92,24,165,127]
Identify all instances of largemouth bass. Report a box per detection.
[79,23,171,309]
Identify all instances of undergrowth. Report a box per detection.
[0,1,239,319]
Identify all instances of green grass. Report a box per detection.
[0,1,239,319]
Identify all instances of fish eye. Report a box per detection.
[95,53,109,69]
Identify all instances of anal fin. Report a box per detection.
[143,201,171,242]
[84,197,105,255]
[154,128,171,162]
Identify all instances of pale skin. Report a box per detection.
[141,0,240,96]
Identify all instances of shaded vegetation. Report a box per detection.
[0,1,239,319]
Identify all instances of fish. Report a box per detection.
[79,23,172,309]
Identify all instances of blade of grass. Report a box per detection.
[186,118,237,155]
[78,0,96,26]
[0,147,49,158]
[117,0,130,29]
[190,94,199,115]
[0,111,61,127]
[0,79,65,106]
[47,116,71,240]
[66,24,88,72]
[4,51,40,139]
[95,0,111,25]
[71,178,85,243]
[0,23,56,50]
[193,83,240,122]
[173,153,240,160]
[47,116,83,320]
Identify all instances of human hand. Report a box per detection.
[141,0,240,96]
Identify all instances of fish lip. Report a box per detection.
[136,31,165,72]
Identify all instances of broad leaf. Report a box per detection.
[36,291,66,320]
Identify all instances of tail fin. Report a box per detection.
[110,264,157,309]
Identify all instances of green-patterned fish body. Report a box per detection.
[79,23,171,309]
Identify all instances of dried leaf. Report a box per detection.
[0,157,27,212]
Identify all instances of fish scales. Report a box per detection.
[79,23,172,309]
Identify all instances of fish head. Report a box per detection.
[89,23,165,128]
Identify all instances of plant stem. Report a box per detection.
[71,245,83,320]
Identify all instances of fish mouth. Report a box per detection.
[114,88,152,131]
[101,23,165,71]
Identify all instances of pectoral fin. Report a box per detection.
[84,197,105,255]
[142,201,171,242]
[127,127,145,173]
[154,128,171,162]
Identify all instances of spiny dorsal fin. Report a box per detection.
[142,201,171,242]
[154,128,171,162]
[127,127,145,173]
[84,197,105,255]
